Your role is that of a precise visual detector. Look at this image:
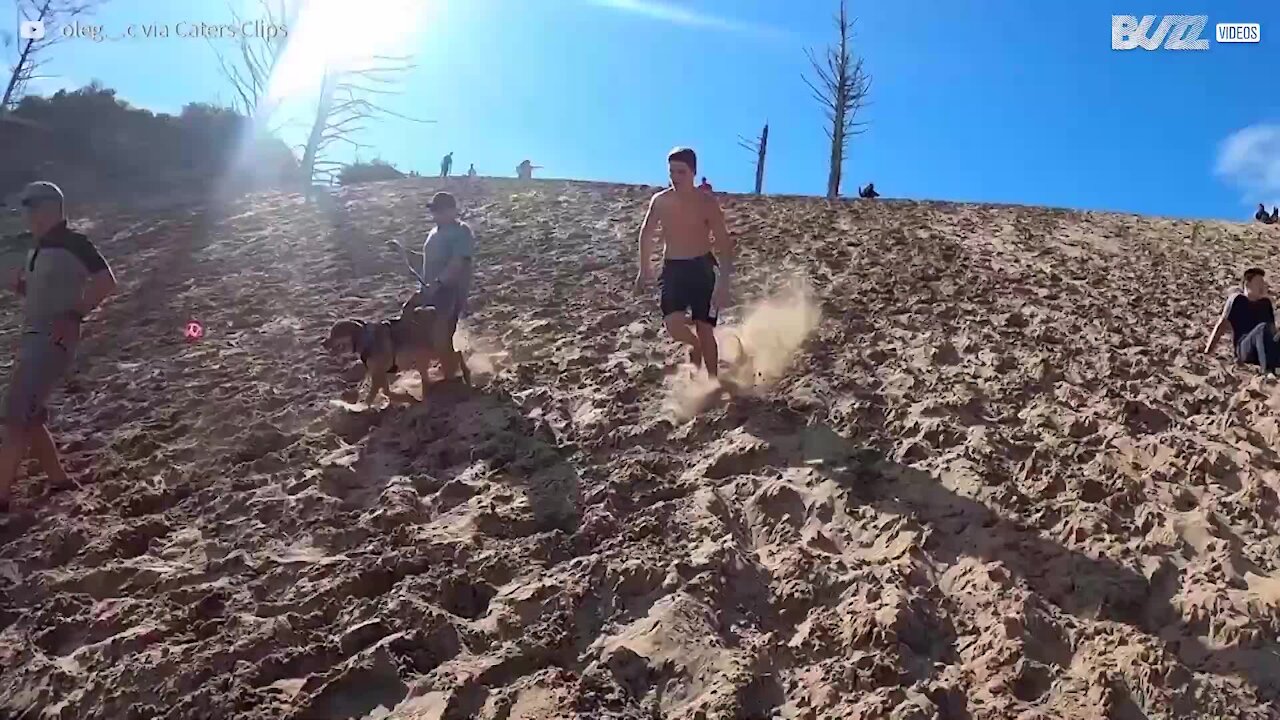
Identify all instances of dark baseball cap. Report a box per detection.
[428,192,457,211]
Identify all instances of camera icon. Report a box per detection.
[19,20,46,40]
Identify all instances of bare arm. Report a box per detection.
[1206,318,1229,354]
[2,264,23,295]
[709,199,736,284]
[1205,294,1236,353]
[638,194,661,277]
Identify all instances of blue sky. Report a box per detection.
[12,0,1280,220]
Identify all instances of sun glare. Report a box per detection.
[267,0,432,101]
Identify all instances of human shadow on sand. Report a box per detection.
[320,380,584,543]
[739,403,1280,713]
[313,190,394,281]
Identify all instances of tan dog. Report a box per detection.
[322,300,471,405]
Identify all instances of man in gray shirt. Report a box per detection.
[0,182,117,512]
[411,191,473,381]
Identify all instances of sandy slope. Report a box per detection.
[1,178,1280,719]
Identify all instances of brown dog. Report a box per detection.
[322,301,471,406]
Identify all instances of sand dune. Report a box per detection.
[1,178,1279,718]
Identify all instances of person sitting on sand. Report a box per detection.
[408,191,473,382]
[0,182,117,513]
[858,182,879,199]
[699,176,713,193]
[635,147,736,379]
[1255,204,1272,224]
[1205,267,1280,374]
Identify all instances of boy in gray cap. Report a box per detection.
[0,182,117,512]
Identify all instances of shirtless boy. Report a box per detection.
[634,147,736,377]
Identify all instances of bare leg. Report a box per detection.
[663,313,702,368]
[364,375,386,405]
[439,344,461,380]
[694,321,719,378]
[29,423,69,486]
[457,351,472,385]
[435,309,461,381]
[413,351,436,397]
[0,424,32,507]
[386,386,417,403]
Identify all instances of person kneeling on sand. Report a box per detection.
[635,147,736,378]
[0,182,117,513]
[408,191,473,382]
[1205,267,1280,374]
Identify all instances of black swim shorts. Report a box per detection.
[660,253,718,326]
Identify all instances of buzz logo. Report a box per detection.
[1112,15,1261,50]
[1112,15,1209,50]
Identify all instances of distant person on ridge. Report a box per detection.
[635,147,736,379]
[1255,203,1272,224]
[1205,267,1280,375]
[440,152,453,178]
[858,182,879,199]
[0,182,117,513]
[698,176,714,193]
[1273,207,1280,224]
[467,164,477,179]
[516,160,542,180]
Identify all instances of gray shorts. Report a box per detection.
[418,285,464,349]
[5,333,74,427]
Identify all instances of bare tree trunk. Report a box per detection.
[297,56,434,196]
[804,0,871,201]
[3,0,53,110]
[301,69,337,196]
[824,2,848,200]
[737,121,770,195]
[827,113,842,199]
[2,39,35,110]
[754,123,768,194]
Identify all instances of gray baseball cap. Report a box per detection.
[18,181,64,206]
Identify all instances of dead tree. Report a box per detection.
[299,56,433,195]
[736,122,769,194]
[3,0,104,110]
[210,0,292,127]
[803,0,871,200]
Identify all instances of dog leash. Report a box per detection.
[388,240,429,289]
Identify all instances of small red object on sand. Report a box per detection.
[184,321,204,341]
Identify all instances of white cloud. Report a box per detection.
[588,0,784,39]
[1215,124,1280,209]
